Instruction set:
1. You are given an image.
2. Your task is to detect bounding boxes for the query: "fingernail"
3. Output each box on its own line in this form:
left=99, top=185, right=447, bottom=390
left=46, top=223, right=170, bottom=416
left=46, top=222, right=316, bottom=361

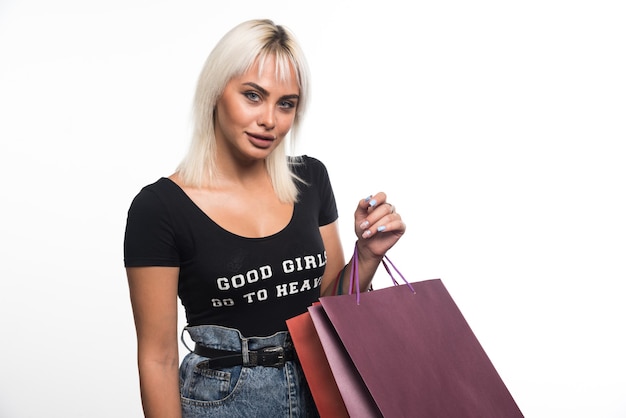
left=362, top=230, right=372, bottom=238
left=360, top=221, right=370, bottom=229
left=364, top=195, right=372, bottom=202
left=368, top=199, right=377, bottom=207
left=377, top=225, right=386, bottom=232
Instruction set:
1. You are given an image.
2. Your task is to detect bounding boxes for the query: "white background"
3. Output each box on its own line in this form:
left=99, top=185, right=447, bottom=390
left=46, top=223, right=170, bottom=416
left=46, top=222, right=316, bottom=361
left=1, top=1, right=625, bottom=417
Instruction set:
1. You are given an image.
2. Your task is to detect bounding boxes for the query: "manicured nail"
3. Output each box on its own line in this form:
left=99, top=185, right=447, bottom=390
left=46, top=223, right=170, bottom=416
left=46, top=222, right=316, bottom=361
left=377, top=225, right=386, bottom=232
left=368, top=199, right=377, bottom=207
left=364, top=195, right=372, bottom=202
left=362, top=230, right=372, bottom=238
left=359, top=221, right=370, bottom=229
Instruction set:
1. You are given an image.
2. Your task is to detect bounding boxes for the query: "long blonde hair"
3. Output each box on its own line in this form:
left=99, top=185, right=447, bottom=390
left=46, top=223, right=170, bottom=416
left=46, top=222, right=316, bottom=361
left=176, top=19, right=310, bottom=203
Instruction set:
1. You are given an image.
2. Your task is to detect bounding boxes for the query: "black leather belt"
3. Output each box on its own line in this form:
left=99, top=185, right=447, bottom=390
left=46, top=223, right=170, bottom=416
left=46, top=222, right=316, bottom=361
left=194, top=344, right=295, bottom=368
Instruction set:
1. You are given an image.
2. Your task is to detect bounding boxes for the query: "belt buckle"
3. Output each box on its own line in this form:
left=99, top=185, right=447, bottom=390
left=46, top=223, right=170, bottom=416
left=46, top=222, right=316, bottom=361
left=255, top=346, right=285, bottom=367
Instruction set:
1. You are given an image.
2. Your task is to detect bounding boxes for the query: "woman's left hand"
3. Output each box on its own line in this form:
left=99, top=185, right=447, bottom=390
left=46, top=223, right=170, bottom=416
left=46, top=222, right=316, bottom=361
left=354, top=192, right=406, bottom=259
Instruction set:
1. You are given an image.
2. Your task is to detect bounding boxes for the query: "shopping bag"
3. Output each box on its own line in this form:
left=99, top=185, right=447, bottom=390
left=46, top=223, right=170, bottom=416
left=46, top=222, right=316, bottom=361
left=286, top=305, right=349, bottom=417
left=308, top=303, right=383, bottom=417
left=317, top=247, right=524, bottom=418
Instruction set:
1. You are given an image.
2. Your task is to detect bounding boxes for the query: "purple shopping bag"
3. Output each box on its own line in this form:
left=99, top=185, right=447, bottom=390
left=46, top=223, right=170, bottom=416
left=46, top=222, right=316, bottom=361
left=308, top=303, right=382, bottom=417
left=318, top=249, right=524, bottom=418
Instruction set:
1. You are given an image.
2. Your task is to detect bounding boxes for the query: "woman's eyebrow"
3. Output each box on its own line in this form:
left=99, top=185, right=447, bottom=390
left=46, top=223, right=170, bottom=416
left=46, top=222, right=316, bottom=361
left=242, top=82, right=299, bottom=101
left=243, top=82, right=269, bottom=96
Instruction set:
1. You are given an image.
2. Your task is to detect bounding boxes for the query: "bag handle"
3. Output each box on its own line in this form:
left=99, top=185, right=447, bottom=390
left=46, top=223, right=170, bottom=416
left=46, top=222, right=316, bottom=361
left=349, top=243, right=415, bottom=304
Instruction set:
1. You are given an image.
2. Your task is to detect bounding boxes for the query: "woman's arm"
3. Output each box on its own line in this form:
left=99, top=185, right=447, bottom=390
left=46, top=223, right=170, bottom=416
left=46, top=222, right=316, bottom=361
left=127, top=266, right=182, bottom=418
left=320, top=192, right=406, bottom=296
left=319, top=221, right=346, bottom=296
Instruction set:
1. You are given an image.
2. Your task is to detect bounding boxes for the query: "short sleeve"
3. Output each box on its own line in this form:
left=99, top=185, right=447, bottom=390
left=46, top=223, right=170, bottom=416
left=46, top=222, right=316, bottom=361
left=123, top=185, right=180, bottom=267
left=308, top=157, right=339, bottom=226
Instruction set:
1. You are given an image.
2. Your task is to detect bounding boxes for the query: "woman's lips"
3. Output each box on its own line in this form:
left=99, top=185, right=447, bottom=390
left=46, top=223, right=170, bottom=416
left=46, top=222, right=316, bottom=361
left=247, top=132, right=276, bottom=148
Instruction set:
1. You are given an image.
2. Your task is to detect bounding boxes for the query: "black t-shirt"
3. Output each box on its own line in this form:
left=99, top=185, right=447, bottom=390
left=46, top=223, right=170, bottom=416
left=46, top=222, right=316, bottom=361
left=124, top=156, right=338, bottom=336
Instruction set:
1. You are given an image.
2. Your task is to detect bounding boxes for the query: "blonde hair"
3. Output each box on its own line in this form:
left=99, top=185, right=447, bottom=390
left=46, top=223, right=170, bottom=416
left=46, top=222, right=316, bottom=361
left=176, top=19, right=310, bottom=203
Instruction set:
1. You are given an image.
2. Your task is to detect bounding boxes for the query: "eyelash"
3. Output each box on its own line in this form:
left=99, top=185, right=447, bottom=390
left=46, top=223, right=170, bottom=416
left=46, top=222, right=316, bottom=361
left=243, top=91, right=296, bottom=110
left=279, top=100, right=296, bottom=109
left=244, top=91, right=261, bottom=102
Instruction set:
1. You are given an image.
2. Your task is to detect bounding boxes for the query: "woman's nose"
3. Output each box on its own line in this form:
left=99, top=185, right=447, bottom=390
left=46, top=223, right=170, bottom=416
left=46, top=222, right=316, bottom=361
left=257, top=105, right=276, bottom=130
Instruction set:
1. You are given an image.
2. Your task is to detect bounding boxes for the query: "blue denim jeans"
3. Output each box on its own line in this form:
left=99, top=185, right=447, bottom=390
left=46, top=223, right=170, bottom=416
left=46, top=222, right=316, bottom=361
left=179, top=325, right=319, bottom=418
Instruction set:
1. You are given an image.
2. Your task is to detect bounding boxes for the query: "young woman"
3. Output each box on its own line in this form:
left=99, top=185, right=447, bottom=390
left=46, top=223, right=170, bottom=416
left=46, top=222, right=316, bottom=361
left=124, top=19, right=405, bottom=417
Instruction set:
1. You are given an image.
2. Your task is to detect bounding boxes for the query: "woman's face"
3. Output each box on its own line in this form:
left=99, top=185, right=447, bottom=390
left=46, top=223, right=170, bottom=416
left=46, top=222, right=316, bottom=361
left=214, top=55, right=300, bottom=163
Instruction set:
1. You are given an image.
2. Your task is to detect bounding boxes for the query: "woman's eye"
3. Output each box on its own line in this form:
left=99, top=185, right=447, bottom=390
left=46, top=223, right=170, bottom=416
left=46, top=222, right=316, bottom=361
left=279, top=100, right=296, bottom=109
left=244, top=91, right=260, bottom=102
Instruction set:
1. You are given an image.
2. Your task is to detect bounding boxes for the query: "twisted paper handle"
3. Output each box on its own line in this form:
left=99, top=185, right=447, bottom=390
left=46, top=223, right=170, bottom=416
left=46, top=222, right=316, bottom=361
left=349, top=243, right=415, bottom=304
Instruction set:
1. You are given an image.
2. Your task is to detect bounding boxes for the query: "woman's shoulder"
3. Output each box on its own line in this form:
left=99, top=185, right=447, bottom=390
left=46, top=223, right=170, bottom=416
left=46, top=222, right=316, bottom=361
left=128, top=177, right=181, bottom=210
left=290, top=155, right=329, bottom=175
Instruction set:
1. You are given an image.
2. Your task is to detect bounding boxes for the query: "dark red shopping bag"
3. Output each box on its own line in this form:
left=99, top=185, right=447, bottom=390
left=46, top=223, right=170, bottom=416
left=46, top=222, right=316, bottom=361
left=317, top=247, right=524, bottom=417
left=286, top=304, right=349, bottom=417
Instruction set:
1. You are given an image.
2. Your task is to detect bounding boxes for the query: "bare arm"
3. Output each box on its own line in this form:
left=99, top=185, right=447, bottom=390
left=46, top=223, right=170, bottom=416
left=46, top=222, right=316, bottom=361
left=319, top=221, right=346, bottom=296
left=127, top=266, right=182, bottom=418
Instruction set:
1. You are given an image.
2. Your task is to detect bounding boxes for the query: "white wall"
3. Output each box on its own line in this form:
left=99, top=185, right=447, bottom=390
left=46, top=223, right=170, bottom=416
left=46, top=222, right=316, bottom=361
left=1, top=1, right=625, bottom=417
